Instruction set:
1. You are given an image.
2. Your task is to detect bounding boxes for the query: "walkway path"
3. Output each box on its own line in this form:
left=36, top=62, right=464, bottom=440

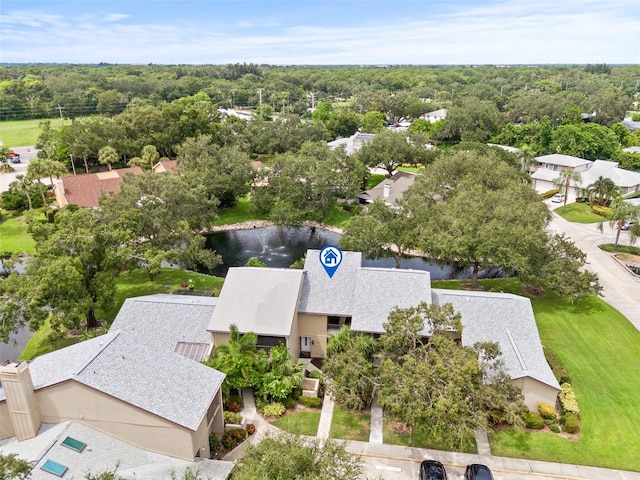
left=368, top=395, right=383, bottom=444
left=316, top=392, right=334, bottom=439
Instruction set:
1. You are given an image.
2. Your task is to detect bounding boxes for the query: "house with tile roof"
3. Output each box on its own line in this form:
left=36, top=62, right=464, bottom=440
left=531, top=154, right=640, bottom=202
left=0, top=330, right=226, bottom=462
left=53, top=167, right=143, bottom=208
left=152, top=159, right=178, bottom=174
left=209, top=250, right=560, bottom=410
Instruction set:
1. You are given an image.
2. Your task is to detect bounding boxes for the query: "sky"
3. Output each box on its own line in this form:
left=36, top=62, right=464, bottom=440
left=0, top=0, right=639, bottom=65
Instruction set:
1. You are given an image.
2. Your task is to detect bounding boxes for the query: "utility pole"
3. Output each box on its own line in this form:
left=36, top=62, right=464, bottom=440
left=56, top=104, right=65, bottom=125
left=69, top=154, right=76, bottom=176
left=231, top=90, right=235, bottom=108
left=257, top=88, right=263, bottom=106
left=310, top=92, right=316, bottom=109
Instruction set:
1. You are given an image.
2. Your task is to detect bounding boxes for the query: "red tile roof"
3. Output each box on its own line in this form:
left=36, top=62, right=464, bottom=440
left=55, top=168, right=143, bottom=208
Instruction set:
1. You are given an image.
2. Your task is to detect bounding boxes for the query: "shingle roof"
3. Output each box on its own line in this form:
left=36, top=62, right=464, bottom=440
left=110, top=294, right=215, bottom=352
left=209, top=267, right=304, bottom=336
left=431, top=289, right=560, bottom=390
left=152, top=159, right=177, bottom=173
left=351, top=268, right=432, bottom=334
left=582, top=160, right=640, bottom=188
left=356, top=171, right=416, bottom=205
left=535, top=154, right=590, bottom=169
left=299, top=250, right=363, bottom=316
left=55, top=167, right=143, bottom=208
left=0, top=421, right=235, bottom=480
left=1, top=331, right=225, bottom=430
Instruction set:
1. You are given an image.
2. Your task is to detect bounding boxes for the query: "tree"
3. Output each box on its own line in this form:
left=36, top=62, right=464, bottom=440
left=405, top=151, right=550, bottom=288
left=587, top=176, right=619, bottom=205
left=231, top=435, right=362, bottom=480
left=601, top=197, right=640, bottom=246
left=518, top=144, right=537, bottom=173
left=245, top=257, right=266, bottom=267
left=326, top=109, right=360, bottom=139
left=205, top=324, right=265, bottom=392
left=140, top=145, right=160, bottom=169
left=356, top=129, right=431, bottom=176
left=12, top=175, right=33, bottom=210
left=42, top=159, right=68, bottom=187
left=26, top=159, right=48, bottom=206
left=339, top=199, right=418, bottom=269
left=0, top=453, right=31, bottom=480
left=98, top=146, right=118, bottom=172
left=360, top=110, right=386, bottom=133
left=253, top=103, right=275, bottom=121
left=553, top=167, right=582, bottom=206
left=258, top=343, right=305, bottom=401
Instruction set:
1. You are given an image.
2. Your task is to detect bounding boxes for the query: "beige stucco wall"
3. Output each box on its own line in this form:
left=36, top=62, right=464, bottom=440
left=288, top=314, right=300, bottom=360
left=298, top=314, right=329, bottom=358
left=36, top=381, right=199, bottom=461
left=0, top=400, right=15, bottom=440
left=211, top=332, right=230, bottom=349
left=512, top=376, right=560, bottom=411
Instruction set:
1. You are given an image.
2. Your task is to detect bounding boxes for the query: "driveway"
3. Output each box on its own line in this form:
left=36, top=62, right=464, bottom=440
left=0, top=146, right=40, bottom=193
left=548, top=208, right=640, bottom=330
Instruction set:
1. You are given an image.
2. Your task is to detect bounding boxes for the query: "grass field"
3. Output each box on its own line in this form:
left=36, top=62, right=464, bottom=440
left=0, top=216, right=36, bottom=254
left=433, top=278, right=640, bottom=472
left=329, top=405, right=370, bottom=441
left=383, top=417, right=477, bottom=453
left=270, top=410, right=320, bottom=436
left=553, top=202, right=606, bottom=223
left=0, top=118, right=66, bottom=147
left=19, top=268, right=224, bottom=360
left=214, top=197, right=267, bottom=225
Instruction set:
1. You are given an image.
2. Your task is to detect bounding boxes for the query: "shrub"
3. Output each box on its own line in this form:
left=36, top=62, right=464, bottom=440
left=282, top=395, right=296, bottom=410
left=540, top=189, right=559, bottom=200
left=538, top=402, right=557, bottom=420
left=223, top=411, right=243, bottom=425
left=559, top=383, right=581, bottom=417
left=222, top=428, right=247, bottom=450
left=254, top=396, right=267, bottom=410
left=298, top=396, right=323, bottom=408
left=209, top=434, right=224, bottom=454
left=262, top=402, right=286, bottom=418
left=632, top=113, right=640, bottom=121
left=224, top=400, right=240, bottom=413
left=524, top=412, right=545, bottom=429
left=591, top=204, right=612, bottom=217
left=548, top=423, right=561, bottom=433
left=246, top=423, right=256, bottom=436
left=562, top=412, right=580, bottom=434
left=543, top=347, right=571, bottom=384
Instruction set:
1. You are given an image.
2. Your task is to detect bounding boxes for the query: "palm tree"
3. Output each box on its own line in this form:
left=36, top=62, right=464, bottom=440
left=603, top=197, right=640, bottom=246
left=141, top=145, right=160, bottom=169
left=553, top=168, right=582, bottom=207
left=98, top=146, right=118, bottom=171
left=13, top=175, right=33, bottom=210
left=587, top=176, right=619, bottom=206
left=26, top=159, right=48, bottom=206
left=43, top=159, right=68, bottom=187
left=518, top=144, right=537, bottom=174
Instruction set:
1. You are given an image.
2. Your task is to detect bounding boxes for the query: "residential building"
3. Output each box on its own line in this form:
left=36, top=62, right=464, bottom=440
left=152, top=159, right=177, bottom=174
left=328, top=131, right=376, bottom=155
left=421, top=108, right=447, bottom=123
left=356, top=171, right=416, bottom=207
left=53, top=167, right=143, bottom=208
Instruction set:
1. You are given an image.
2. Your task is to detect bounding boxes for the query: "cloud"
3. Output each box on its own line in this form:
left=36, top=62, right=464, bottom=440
left=103, top=13, right=130, bottom=22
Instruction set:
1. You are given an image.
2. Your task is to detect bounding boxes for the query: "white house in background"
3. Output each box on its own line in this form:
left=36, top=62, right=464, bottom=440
left=356, top=171, right=416, bottom=207
left=623, top=146, right=640, bottom=154
left=531, top=154, right=640, bottom=202
left=421, top=108, right=447, bottom=123
left=327, top=131, right=376, bottom=155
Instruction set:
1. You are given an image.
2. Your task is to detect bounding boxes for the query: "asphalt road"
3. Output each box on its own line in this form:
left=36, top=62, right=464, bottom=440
left=0, top=146, right=40, bottom=193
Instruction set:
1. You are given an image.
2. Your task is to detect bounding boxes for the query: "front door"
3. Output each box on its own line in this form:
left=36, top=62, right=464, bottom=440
left=300, top=337, right=312, bottom=357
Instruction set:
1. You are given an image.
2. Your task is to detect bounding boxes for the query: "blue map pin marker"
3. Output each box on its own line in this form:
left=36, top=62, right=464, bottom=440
left=319, top=245, right=343, bottom=278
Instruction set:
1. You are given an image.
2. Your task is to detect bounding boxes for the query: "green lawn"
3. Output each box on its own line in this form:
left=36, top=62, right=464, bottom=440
left=0, top=216, right=36, bottom=254
left=396, top=166, right=423, bottom=174
left=271, top=410, right=320, bottom=436
left=323, top=203, right=353, bottom=229
left=19, top=268, right=224, bottom=360
left=214, top=197, right=267, bottom=225
left=367, top=173, right=386, bottom=189
left=383, top=417, right=477, bottom=453
left=553, top=202, right=606, bottom=223
left=434, top=278, right=640, bottom=472
left=0, top=118, right=66, bottom=147
left=329, top=405, right=370, bottom=441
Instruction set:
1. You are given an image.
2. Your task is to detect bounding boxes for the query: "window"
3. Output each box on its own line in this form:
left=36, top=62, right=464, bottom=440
left=61, top=436, right=86, bottom=453
left=256, top=335, right=286, bottom=352
left=328, top=316, right=352, bottom=328
left=41, top=460, right=68, bottom=477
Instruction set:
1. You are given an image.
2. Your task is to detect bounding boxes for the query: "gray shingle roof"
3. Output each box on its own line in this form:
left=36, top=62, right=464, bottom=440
left=110, top=294, right=214, bottom=352
left=2, top=331, right=225, bottom=430
left=351, top=268, right=432, bottom=334
left=356, top=171, right=416, bottom=205
left=535, top=154, right=591, bottom=168
left=0, top=421, right=235, bottom=480
left=431, top=289, right=560, bottom=390
left=299, top=250, right=363, bottom=315
left=209, top=267, right=304, bottom=336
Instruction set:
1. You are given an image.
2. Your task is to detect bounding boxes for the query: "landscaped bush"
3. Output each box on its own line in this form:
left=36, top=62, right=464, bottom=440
left=283, top=395, right=296, bottom=410
left=590, top=204, right=612, bottom=217
left=632, top=113, right=640, bottom=121
left=559, top=383, right=581, bottom=417
left=538, top=402, right=557, bottom=420
left=224, top=411, right=243, bottom=425
left=548, top=422, right=561, bottom=433
left=539, top=189, right=559, bottom=200
left=224, top=395, right=243, bottom=413
left=209, top=434, right=225, bottom=457
left=222, top=428, right=247, bottom=450
left=262, top=402, right=286, bottom=418
left=524, top=412, right=545, bottom=429
left=299, top=396, right=323, bottom=408
left=543, top=347, right=571, bottom=384
left=246, top=423, right=256, bottom=436
left=562, top=412, right=580, bottom=434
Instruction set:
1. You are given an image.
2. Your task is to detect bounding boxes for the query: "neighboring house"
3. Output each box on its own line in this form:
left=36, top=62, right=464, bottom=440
left=0, top=421, right=234, bottom=480
left=421, top=108, right=447, bottom=123
left=53, top=167, right=143, bottom=208
left=208, top=250, right=560, bottom=410
left=623, top=146, right=640, bottom=154
left=356, top=171, right=416, bottom=207
left=621, top=117, right=640, bottom=132
left=152, top=159, right=177, bottom=174
left=531, top=154, right=640, bottom=201
left=0, top=329, right=226, bottom=462
left=328, top=132, right=376, bottom=155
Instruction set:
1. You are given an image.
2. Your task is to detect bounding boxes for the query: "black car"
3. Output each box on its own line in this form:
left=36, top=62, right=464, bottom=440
left=464, top=463, right=494, bottom=480
left=419, top=460, right=448, bottom=480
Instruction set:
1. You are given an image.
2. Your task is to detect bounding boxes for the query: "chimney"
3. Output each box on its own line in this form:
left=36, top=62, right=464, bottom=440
left=383, top=184, right=392, bottom=199
left=0, top=361, right=41, bottom=441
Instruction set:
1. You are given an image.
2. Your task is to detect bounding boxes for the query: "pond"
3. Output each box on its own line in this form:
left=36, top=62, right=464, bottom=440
left=205, top=226, right=503, bottom=280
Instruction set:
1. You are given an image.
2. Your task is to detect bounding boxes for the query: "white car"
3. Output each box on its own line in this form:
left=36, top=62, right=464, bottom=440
left=551, top=193, right=565, bottom=203
left=621, top=220, right=636, bottom=231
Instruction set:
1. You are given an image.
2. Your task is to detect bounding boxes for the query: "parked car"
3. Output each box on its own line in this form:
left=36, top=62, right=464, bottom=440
left=9, top=155, right=21, bottom=164
left=621, top=220, right=636, bottom=231
left=465, top=463, right=494, bottom=480
left=551, top=193, right=565, bottom=203
left=419, top=460, right=448, bottom=480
